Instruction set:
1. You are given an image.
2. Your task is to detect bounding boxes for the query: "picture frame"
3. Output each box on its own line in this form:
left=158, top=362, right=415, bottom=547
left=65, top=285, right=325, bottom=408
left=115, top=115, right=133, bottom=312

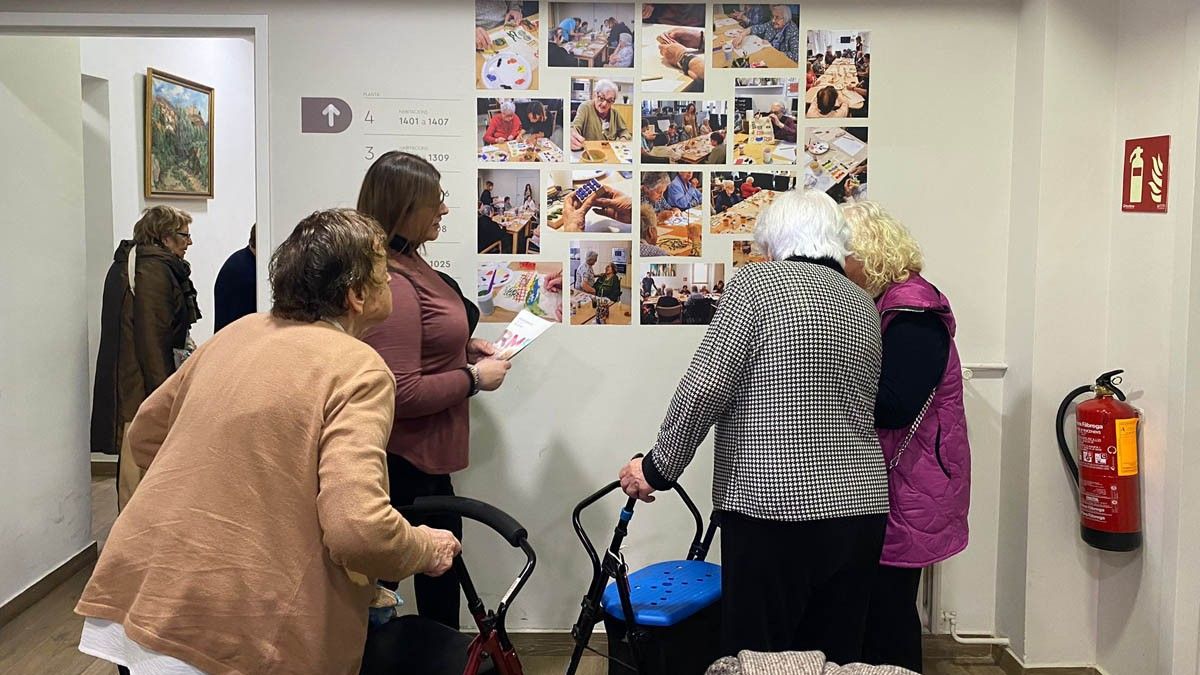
left=144, top=68, right=214, bottom=199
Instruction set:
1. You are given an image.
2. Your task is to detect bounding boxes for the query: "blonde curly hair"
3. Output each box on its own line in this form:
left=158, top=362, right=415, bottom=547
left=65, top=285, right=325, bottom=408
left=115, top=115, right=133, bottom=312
left=841, top=200, right=923, bottom=297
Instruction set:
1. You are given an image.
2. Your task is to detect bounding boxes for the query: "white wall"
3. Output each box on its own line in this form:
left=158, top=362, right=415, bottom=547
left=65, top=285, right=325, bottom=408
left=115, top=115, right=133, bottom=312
left=82, top=74, right=113, bottom=406
left=79, top=36, right=257, bottom=346
left=1099, top=1, right=1200, bottom=673
left=994, top=1, right=1200, bottom=672
left=0, top=36, right=93, bottom=607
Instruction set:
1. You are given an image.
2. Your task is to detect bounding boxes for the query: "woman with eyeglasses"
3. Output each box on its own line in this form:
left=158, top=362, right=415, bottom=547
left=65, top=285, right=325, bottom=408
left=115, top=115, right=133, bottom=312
left=355, top=151, right=513, bottom=630
left=91, top=205, right=201, bottom=510
left=570, top=78, right=631, bottom=151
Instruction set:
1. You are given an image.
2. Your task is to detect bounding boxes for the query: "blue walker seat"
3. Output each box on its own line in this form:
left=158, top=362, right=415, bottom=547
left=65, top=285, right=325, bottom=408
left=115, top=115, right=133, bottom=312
left=601, top=560, right=721, bottom=627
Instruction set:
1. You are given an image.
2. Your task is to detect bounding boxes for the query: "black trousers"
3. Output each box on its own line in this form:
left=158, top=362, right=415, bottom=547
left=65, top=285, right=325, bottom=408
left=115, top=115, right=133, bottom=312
left=386, top=454, right=463, bottom=630
left=862, top=564, right=924, bottom=673
left=719, top=511, right=887, bottom=666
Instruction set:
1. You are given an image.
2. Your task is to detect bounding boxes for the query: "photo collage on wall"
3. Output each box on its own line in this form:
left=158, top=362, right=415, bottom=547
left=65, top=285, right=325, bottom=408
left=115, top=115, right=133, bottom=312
left=473, top=2, right=872, bottom=326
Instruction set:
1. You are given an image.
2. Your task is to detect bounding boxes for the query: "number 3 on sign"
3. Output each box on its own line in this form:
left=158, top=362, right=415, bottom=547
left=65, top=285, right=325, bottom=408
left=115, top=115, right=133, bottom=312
left=364, top=146, right=375, bottom=160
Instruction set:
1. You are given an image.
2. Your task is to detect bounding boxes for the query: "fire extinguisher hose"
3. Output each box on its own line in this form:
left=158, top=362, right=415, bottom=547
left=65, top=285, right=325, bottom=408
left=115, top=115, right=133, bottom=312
left=1055, top=386, right=1092, bottom=487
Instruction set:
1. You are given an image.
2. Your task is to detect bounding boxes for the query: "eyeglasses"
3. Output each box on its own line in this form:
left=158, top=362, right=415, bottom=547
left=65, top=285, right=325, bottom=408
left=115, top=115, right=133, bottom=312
left=597, top=95, right=617, bottom=104
left=439, top=189, right=450, bottom=205
left=175, top=231, right=193, bottom=240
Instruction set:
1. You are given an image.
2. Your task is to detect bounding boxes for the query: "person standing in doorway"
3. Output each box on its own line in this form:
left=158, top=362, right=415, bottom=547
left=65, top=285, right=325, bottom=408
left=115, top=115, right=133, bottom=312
left=92, top=205, right=201, bottom=511
left=213, top=224, right=257, bottom=332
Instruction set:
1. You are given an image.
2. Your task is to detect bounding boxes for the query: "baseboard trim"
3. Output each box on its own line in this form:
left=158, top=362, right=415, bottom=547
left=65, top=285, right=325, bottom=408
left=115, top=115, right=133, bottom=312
left=995, top=646, right=1103, bottom=674
left=91, top=459, right=117, bottom=477
left=0, top=542, right=98, bottom=629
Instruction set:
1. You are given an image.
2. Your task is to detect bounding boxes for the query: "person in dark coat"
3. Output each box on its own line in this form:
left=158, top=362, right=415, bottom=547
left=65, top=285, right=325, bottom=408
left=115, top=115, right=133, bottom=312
left=213, top=224, right=257, bottom=332
left=91, top=205, right=201, bottom=510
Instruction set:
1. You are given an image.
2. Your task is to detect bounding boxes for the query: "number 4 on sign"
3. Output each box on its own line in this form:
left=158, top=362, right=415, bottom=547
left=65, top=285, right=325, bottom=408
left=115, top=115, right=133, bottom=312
left=365, top=110, right=374, bottom=124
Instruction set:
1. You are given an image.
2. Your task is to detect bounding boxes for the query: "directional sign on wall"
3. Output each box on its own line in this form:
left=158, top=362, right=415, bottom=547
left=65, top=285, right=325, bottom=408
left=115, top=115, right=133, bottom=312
left=301, top=97, right=353, bottom=133
left=1122, top=135, right=1170, bottom=213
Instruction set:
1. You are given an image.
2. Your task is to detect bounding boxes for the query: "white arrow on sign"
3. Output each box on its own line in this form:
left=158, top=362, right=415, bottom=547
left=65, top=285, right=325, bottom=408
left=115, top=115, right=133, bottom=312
left=322, top=104, right=341, bottom=128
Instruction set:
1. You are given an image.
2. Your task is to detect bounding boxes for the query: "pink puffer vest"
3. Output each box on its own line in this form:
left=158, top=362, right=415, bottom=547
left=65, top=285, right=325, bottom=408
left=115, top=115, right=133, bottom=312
left=876, top=274, right=970, bottom=567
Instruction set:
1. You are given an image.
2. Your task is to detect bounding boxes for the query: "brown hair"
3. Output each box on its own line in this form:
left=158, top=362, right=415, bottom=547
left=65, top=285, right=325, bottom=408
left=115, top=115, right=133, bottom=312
left=269, top=209, right=387, bottom=323
left=132, top=205, right=192, bottom=247
left=356, top=151, right=442, bottom=253
left=816, top=86, right=839, bottom=115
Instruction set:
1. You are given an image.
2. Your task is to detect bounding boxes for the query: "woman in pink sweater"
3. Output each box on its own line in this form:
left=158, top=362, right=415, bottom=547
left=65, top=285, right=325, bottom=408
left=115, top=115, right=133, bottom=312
left=357, top=151, right=515, bottom=629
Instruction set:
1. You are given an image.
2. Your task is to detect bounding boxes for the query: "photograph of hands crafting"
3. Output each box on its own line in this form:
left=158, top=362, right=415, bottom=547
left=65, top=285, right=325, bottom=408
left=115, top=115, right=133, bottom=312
left=6, top=2, right=1188, bottom=675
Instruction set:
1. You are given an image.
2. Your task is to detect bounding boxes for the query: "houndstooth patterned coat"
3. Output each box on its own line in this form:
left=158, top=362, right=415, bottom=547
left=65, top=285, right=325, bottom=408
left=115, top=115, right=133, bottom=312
left=642, top=258, right=889, bottom=522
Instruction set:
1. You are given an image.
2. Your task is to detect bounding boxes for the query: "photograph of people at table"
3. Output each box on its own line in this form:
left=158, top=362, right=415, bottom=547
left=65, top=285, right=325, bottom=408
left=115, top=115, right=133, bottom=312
left=712, top=4, right=800, bottom=69
left=640, top=262, right=726, bottom=325
left=546, top=169, right=633, bottom=233
left=733, top=78, right=800, bottom=165
left=569, top=76, right=634, bottom=164
left=802, top=126, right=868, bottom=203
left=478, top=168, right=540, bottom=254
left=475, top=1, right=540, bottom=90
left=710, top=170, right=796, bottom=234
left=805, top=30, right=870, bottom=118
left=477, top=261, right=564, bottom=324
left=477, top=97, right=565, bottom=163
left=569, top=240, right=633, bottom=325
left=547, top=2, right=636, bottom=68
left=732, top=239, right=768, bottom=273
left=641, top=100, right=728, bottom=165
left=640, top=171, right=704, bottom=257
left=640, top=3, right=706, bottom=93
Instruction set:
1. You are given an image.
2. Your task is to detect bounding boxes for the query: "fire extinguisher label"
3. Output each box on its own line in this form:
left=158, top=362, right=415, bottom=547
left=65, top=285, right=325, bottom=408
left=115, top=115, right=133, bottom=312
left=1078, top=422, right=1118, bottom=526
left=1116, top=417, right=1139, bottom=476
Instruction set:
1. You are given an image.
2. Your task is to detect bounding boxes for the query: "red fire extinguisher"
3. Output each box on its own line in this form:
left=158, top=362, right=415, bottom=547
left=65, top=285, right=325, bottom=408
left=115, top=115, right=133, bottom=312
left=1056, top=370, right=1142, bottom=552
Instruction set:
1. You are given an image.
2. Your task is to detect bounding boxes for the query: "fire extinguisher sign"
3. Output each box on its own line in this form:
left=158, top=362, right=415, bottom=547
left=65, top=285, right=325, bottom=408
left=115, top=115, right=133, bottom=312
left=1122, top=135, right=1170, bottom=213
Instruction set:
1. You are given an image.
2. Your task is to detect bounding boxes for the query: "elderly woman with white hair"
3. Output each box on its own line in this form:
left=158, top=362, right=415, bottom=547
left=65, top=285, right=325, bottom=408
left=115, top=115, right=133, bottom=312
left=570, top=79, right=632, bottom=150
left=483, top=99, right=523, bottom=144
left=607, top=30, right=635, bottom=67
left=733, top=4, right=800, bottom=64
left=766, top=100, right=797, bottom=143
left=619, top=189, right=889, bottom=663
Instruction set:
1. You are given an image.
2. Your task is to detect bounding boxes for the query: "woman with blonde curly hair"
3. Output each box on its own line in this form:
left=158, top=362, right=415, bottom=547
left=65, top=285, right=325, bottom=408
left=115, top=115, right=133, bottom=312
left=842, top=200, right=971, bottom=673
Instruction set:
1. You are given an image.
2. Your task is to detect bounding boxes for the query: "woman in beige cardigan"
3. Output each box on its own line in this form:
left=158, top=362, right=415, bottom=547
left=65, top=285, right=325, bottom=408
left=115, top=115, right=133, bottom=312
left=76, top=209, right=460, bottom=675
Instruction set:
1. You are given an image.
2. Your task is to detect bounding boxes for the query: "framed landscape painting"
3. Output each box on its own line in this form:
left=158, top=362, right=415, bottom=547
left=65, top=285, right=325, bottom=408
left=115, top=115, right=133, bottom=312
left=144, top=68, right=214, bottom=198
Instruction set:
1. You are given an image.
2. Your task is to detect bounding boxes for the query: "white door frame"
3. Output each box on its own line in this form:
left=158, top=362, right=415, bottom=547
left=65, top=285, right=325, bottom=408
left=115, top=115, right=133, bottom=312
left=0, top=12, right=272, bottom=309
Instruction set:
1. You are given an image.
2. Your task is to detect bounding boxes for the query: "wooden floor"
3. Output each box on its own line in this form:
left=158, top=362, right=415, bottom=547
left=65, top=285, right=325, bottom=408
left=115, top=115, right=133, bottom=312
left=0, top=477, right=1009, bottom=675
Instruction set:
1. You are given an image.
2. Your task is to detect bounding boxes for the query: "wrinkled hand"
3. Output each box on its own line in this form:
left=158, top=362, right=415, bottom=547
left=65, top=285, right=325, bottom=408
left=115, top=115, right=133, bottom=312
left=467, top=337, right=497, bottom=364
left=475, top=26, right=492, bottom=51
left=417, top=526, right=461, bottom=577
left=570, top=128, right=586, bottom=152
left=732, top=30, right=748, bottom=48
left=659, top=40, right=687, bottom=66
left=545, top=270, right=563, bottom=293
left=619, top=458, right=656, bottom=502
left=504, top=8, right=523, bottom=25
left=665, top=27, right=704, bottom=50
left=591, top=186, right=633, bottom=223
left=558, top=190, right=601, bottom=232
